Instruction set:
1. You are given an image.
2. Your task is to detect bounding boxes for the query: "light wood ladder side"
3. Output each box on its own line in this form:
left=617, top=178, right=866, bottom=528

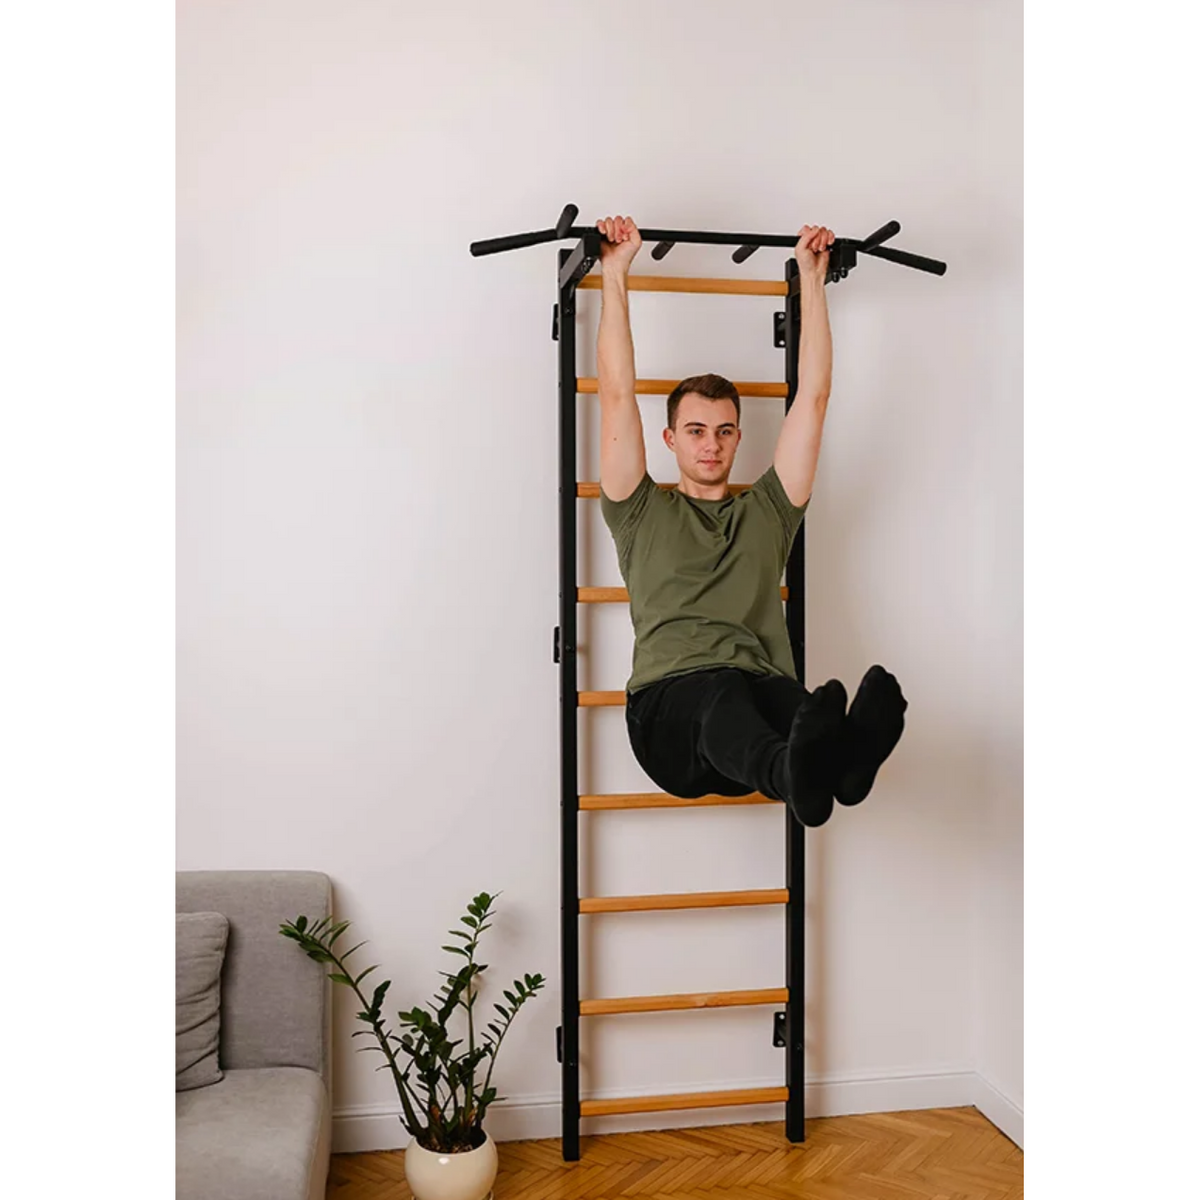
left=580, top=1087, right=790, bottom=1118
left=579, top=888, right=788, bottom=914
left=578, top=377, right=787, bottom=397
left=581, top=987, right=787, bottom=1016
left=579, top=585, right=789, bottom=603
left=576, top=481, right=754, bottom=498
left=577, top=274, right=788, bottom=297
left=580, top=791, right=774, bottom=809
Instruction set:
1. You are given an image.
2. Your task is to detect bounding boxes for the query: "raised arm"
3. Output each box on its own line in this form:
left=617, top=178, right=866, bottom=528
left=774, top=224, right=835, bottom=509
left=597, top=216, right=647, bottom=503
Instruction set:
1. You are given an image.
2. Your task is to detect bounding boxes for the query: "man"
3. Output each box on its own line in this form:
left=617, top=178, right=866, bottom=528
left=595, top=214, right=907, bottom=828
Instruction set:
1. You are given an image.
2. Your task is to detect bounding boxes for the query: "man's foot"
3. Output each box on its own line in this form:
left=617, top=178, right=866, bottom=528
left=833, top=665, right=907, bottom=806
left=786, top=679, right=847, bottom=828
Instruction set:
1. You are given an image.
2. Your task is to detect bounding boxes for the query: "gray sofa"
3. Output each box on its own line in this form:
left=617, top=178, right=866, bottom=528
left=177, top=871, right=333, bottom=1200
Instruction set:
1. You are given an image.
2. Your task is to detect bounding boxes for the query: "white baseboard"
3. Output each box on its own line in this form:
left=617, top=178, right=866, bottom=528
left=332, top=1065, right=1019, bottom=1154
left=970, top=1069, right=1023, bottom=1149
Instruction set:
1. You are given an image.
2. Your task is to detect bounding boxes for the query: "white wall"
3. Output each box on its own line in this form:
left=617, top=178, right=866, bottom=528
left=177, top=0, right=1022, bottom=1150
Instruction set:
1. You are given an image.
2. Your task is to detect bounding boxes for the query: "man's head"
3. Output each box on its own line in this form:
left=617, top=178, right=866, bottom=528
left=663, top=373, right=743, bottom=490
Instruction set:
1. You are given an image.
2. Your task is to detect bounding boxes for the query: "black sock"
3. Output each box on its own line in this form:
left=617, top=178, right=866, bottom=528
left=834, top=665, right=907, bottom=807
left=785, top=680, right=846, bottom=828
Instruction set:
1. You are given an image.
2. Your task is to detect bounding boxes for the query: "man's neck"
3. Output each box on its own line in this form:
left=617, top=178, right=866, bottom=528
left=676, top=477, right=729, bottom=501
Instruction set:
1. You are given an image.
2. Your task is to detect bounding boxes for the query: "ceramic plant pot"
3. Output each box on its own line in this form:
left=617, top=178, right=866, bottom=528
left=403, top=1130, right=498, bottom=1200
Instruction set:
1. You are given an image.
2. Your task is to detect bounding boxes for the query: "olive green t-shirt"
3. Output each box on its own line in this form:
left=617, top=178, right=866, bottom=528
left=600, top=464, right=810, bottom=696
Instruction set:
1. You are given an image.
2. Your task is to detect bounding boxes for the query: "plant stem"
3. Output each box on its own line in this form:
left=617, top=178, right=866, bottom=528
left=322, top=942, right=425, bottom=1141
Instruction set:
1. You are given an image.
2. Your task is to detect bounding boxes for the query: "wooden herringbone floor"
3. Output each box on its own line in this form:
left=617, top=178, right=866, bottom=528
left=327, top=1106, right=1022, bottom=1199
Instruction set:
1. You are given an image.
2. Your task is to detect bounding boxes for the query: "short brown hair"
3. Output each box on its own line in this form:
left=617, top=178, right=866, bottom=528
left=666, top=373, right=741, bottom=431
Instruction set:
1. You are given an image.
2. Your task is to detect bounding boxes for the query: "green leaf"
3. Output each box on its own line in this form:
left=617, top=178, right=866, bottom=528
left=441, top=945, right=469, bottom=957
left=329, top=973, right=354, bottom=986
left=354, top=965, right=379, bottom=985
left=296, top=915, right=308, bottom=932
left=461, top=916, right=478, bottom=928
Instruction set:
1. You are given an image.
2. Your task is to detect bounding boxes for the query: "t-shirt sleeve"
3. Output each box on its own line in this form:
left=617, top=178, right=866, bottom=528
left=599, top=470, right=656, bottom=572
left=752, top=462, right=810, bottom=552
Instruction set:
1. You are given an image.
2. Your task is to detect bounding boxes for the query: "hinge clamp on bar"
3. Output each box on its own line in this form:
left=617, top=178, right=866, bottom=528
left=556, top=1025, right=563, bottom=1063
left=553, top=625, right=561, bottom=664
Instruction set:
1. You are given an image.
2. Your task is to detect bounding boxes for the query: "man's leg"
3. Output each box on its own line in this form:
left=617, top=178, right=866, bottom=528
left=690, top=668, right=792, bottom=802
left=628, top=668, right=845, bottom=822
left=687, top=668, right=847, bottom=827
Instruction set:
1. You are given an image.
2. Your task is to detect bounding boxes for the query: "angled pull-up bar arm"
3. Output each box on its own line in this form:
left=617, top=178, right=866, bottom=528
left=469, top=203, right=947, bottom=283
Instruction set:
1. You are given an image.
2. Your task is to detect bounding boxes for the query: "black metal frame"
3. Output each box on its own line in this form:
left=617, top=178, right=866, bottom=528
left=780, top=257, right=808, bottom=1142
left=555, top=242, right=583, bottom=1161
left=471, top=202, right=947, bottom=282
left=475, top=205, right=945, bottom=1163
left=550, top=248, right=815, bottom=1163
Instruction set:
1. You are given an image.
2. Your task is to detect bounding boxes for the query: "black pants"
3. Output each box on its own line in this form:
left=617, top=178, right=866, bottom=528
left=625, top=666, right=812, bottom=802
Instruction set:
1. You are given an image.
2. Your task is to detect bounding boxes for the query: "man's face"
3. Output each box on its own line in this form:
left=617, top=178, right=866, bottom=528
left=664, top=393, right=742, bottom=484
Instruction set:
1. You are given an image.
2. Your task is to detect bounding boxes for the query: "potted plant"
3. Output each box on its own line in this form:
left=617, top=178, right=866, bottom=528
left=280, top=891, right=545, bottom=1200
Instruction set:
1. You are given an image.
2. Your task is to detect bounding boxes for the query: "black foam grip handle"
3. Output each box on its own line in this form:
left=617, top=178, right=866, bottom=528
left=865, top=244, right=947, bottom=275
left=469, top=228, right=557, bottom=257
left=856, top=220, right=901, bottom=252
left=555, top=205, right=579, bottom=238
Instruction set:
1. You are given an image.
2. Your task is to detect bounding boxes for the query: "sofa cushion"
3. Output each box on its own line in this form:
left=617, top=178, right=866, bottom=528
left=176, top=911, right=229, bottom=1091
left=176, top=1067, right=329, bottom=1200
left=176, top=871, right=331, bottom=1083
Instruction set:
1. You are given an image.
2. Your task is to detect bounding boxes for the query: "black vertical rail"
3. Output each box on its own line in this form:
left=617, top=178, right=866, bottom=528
left=557, top=246, right=583, bottom=1162
left=781, top=256, right=807, bottom=1142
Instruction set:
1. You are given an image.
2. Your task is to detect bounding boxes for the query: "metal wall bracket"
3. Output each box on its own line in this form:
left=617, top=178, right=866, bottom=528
left=553, top=625, right=561, bottom=663
left=552, top=302, right=559, bottom=342
left=556, top=1025, right=563, bottom=1063
left=773, top=311, right=787, bottom=349
left=774, top=1010, right=788, bottom=1048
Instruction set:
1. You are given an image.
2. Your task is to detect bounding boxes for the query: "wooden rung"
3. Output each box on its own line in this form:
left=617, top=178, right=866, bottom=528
left=577, top=274, right=788, bottom=297
left=579, top=585, right=789, bottom=603
left=579, top=888, right=788, bottom=914
left=580, top=791, right=774, bottom=810
left=579, top=691, right=626, bottom=707
left=577, top=481, right=752, bottom=498
left=581, top=987, right=787, bottom=1016
left=578, top=377, right=787, bottom=398
left=581, top=1086, right=789, bottom=1118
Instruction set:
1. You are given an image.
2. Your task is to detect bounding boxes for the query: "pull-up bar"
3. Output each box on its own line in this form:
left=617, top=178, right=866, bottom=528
left=470, top=203, right=947, bottom=284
